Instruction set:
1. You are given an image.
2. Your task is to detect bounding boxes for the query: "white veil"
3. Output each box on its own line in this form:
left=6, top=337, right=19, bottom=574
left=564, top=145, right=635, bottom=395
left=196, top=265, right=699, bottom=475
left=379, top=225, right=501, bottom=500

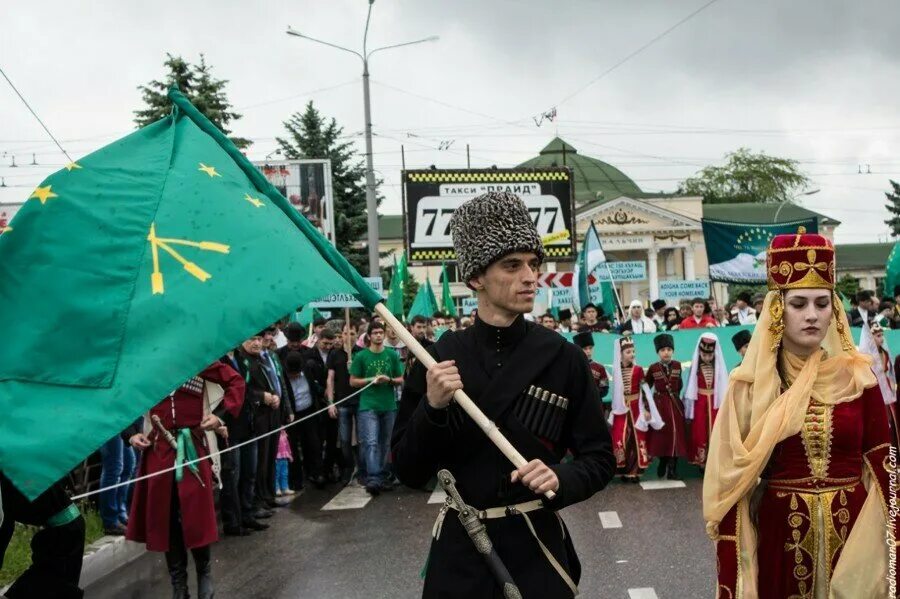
left=684, top=332, right=728, bottom=419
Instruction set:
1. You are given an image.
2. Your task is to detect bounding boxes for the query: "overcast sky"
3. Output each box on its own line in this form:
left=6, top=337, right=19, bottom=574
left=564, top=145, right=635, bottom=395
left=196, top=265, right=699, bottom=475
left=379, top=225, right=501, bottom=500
left=3, top=0, right=899, bottom=243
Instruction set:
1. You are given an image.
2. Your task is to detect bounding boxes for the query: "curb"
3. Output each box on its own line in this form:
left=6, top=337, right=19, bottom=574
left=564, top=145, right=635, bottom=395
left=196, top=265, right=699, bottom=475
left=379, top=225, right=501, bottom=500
left=80, top=535, right=146, bottom=588
left=1, top=489, right=310, bottom=594
left=0, top=534, right=145, bottom=596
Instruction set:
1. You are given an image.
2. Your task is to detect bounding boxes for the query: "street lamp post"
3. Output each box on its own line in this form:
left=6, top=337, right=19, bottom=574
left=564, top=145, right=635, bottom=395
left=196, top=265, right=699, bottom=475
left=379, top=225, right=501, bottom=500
left=287, top=3, right=438, bottom=277
left=772, top=188, right=821, bottom=224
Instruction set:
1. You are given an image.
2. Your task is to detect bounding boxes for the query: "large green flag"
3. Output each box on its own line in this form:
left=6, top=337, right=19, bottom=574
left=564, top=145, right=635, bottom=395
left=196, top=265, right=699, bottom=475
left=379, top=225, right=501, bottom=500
left=885, top=242, right=900, bottom=300
left=440, top=262, right=457, bottom=317
left=408, top=277, right=439, bottom=320
left=0, top=89, right=381, bottom=499
left=386, top=255, right=404, bottom=318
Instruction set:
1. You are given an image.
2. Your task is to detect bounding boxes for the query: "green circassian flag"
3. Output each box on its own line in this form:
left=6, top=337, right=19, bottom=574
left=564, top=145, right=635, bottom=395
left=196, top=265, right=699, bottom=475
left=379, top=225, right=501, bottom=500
left=440, top=262, right=457, bottom=318
left=386, top=254, right=404, bottom=318
left=0, top=89, right=382, bottom=499
left=885, top=242, right=900, bottom=300
left=407, top=276, right=438, bottom=320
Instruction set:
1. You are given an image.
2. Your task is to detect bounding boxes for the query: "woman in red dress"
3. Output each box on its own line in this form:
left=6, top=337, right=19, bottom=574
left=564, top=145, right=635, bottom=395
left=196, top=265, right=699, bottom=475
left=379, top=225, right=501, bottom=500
left=127, top=361, right=244, bottom=599
left=704, top=228, right=898, bottom=598
left=610, top=337, right=663, bottom=482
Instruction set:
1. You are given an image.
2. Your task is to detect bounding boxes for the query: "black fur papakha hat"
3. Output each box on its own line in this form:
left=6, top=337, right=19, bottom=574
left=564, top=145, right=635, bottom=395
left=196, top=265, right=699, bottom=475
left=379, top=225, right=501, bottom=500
left=572, top=331, right=594, bottom=349
left=450, top=192, right=545, bottom=283
left=654, top=333, right=674, bottom=352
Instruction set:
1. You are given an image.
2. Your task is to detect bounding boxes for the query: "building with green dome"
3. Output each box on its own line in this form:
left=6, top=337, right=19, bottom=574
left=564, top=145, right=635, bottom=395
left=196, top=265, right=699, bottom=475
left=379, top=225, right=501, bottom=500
left=516, top=137, right=647, bottom=206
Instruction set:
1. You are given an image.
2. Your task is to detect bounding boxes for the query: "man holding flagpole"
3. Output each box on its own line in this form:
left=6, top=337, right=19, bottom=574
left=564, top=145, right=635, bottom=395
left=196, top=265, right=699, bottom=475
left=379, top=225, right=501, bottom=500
left=575, top=221, right=622, bottom=327
left=392, top=191, right=615, bottom=598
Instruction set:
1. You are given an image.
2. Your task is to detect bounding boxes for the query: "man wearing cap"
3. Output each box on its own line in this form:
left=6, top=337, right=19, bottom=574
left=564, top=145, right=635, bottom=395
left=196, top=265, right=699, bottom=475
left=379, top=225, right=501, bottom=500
left=572, top=331, right=610, bottom=406
left=650, top=299, right=667, bottom=328
left=392, top=192, right=615, bottom=598
left=618, top=299, right=657, bottom=335
left=557, top=309, right=573, bottom=333
left=577, top=303, right=609, bottom=333
left=730, top=329, right=752, bottom=364
left=728, top=292, right=757, bottom=325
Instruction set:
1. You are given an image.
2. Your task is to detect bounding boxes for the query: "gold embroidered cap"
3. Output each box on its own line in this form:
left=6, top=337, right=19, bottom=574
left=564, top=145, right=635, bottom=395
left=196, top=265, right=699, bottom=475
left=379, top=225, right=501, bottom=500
left=766, top=226, right=835, bottom=291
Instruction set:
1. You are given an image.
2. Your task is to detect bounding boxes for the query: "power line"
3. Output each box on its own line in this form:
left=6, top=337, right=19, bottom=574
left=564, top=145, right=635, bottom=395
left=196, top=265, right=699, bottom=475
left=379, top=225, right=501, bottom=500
left=0, top=65, right=72, bottom=162
left=553, top=0, right=721, bottom=108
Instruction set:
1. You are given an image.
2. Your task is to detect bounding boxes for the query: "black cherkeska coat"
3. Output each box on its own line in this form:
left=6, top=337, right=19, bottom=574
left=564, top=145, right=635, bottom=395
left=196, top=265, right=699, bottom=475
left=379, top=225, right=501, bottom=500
left=392, top=316, right=615, bottom=599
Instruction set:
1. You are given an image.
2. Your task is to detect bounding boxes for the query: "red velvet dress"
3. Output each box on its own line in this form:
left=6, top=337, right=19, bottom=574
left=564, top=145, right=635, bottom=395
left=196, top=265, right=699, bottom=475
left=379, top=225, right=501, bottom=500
left=127, top=362, right=244, bottom=551
left=714, top=385, right=898, bottom=598
left=611, top=365, right=650, bottom=472
left=689, top=363, right=718, bottom=466
left=645, top=361, right=687, bottom=458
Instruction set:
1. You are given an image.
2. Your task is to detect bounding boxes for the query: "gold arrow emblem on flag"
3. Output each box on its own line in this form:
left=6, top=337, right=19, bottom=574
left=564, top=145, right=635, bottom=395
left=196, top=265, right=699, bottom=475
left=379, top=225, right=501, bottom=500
left=147, top=223, right=230, bottom=295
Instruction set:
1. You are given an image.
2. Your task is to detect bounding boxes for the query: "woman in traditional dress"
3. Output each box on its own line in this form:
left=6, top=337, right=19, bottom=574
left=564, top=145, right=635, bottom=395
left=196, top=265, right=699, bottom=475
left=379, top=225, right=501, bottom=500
left=610, top=337, right=663, bottom=482
left=704, top=227, right=898, bottom=598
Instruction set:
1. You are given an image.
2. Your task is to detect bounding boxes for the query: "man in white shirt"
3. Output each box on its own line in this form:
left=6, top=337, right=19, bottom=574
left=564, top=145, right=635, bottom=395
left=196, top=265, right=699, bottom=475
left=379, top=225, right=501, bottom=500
left=618, top=299, right=657, bottom=334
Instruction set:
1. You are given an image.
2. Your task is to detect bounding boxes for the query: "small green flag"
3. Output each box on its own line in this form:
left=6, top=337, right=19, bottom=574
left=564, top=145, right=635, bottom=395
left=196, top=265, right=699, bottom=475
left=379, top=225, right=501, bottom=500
left=408, top=276, right=439, bottom=320
left=885, top=242, right=900, bottom=301
left=386, top=254, right=404, bottom=318
left=0, top=88, right=382, bottom=499
left=440, top=262, right=457, bottom=318
left=397, top=251, right=409, bottom=291
left=296, top=305, right=325, bottom=328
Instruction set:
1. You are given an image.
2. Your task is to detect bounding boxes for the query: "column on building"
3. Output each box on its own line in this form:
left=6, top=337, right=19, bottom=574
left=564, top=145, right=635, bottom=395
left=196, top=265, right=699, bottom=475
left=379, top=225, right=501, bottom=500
left=684, top=245, right=696, bottom=280
left=647, top=246, right=659, bottom=301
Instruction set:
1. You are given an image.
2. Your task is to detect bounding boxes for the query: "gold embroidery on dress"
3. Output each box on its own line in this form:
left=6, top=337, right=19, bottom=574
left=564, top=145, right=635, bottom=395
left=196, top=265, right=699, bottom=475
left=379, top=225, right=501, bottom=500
left=621, top=366, right=633, bottom=395
left=700, top=363, right=714, bottom=388
left=782, top=491, right=816, bottom=598
left=800, top=400, right=832, bottom=479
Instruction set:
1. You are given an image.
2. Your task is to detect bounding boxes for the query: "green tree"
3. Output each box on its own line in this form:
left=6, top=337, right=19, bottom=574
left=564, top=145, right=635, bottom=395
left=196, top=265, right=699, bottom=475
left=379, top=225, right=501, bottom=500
left=884, top=180, right=900, bottom=237
left=835, top=274, right=860, bottom=301
left=135, top=54, right=250, bottom=149
left=679, top=148, right=811, bottom=204
left=276, top=102, right=377, bottom=274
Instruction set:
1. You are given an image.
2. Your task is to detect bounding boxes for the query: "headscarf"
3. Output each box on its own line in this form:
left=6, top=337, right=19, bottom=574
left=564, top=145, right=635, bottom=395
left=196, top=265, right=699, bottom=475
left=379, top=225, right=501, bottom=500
left=858, top=321, right=896, bottom=406
left=702, top=290, right=878, bottom=598
left=683, top=332, right=729, bottom=418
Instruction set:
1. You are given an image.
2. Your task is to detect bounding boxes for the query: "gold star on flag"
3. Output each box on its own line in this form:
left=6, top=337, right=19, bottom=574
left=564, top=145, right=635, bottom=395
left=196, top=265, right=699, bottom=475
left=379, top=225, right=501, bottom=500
left=198, top=163, right=221, bottom=178
left=0, top=225, right=11, bottom=235
left=64, top=162, right=82, bottom=172
left=30, top=185, right=58, bottom=205
left=244, top=193, right=264, bottom=208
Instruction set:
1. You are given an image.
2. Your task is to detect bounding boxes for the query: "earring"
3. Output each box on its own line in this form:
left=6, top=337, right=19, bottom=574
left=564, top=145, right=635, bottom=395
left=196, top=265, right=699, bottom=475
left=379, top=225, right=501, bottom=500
left=832, top=291, right=854, bottom=352
left=768, top=292, right=784, bottom=352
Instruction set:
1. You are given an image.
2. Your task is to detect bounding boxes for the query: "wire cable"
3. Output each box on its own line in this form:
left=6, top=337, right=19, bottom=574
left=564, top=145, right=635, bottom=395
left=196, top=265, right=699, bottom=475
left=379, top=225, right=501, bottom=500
left=0, top=65, right=72, bottom=162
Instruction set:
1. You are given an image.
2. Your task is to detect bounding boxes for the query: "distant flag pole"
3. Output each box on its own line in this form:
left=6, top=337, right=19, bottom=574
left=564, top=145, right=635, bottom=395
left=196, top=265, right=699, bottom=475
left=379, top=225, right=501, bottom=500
left=576, top=221, right=624, bottom=323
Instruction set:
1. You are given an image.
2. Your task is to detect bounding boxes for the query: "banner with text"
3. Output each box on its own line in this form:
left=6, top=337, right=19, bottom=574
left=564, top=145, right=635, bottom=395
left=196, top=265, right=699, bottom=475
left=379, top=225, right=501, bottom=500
left=594, top=260, right=647, bottom=282
left=308, top=277, right=384, bottom=308
left=659, top=279, right=711, bottom=301
left=402, top=168, right=576, bottom=264
left=702, top=218, right=818, bottom=283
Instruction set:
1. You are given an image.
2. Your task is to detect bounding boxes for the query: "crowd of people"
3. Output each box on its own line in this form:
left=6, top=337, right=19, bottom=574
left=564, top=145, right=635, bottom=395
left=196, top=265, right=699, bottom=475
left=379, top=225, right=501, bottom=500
left=93, top=287, right=900, bottom=595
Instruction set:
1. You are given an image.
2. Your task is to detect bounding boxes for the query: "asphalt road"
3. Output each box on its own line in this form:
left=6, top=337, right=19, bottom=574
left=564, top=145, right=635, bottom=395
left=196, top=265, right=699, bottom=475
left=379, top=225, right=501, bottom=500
left=84, top=463, right=714, bottom=599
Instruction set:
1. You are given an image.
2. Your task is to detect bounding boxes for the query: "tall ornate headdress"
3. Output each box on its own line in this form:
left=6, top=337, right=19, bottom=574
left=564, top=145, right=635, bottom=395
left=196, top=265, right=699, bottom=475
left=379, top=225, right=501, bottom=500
left=765, top=226, right=850, bottom=351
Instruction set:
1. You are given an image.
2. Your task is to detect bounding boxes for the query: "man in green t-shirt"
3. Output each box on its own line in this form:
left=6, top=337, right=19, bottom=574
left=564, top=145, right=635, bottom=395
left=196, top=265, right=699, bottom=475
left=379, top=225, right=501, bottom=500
left=349, top=321, right=404, bottom=495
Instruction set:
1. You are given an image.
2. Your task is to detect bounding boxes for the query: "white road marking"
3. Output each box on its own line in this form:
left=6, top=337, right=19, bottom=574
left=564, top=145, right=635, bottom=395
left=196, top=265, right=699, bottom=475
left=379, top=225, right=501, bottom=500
left=616, top=560, right=629, bottom=564
left=321, top=483, right=372, bottom=510
left=428, top=487, right=447, bottom=504
left=639, top=480, right=686, bottom=490
left=628, top=588, right=659, bottom=599
left=598, top=511, right=622, bottom=528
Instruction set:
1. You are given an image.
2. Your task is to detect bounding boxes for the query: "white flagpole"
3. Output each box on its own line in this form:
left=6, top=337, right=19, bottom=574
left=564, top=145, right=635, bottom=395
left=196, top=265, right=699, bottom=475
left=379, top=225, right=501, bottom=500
left=374, top=302, right=556, bottom=500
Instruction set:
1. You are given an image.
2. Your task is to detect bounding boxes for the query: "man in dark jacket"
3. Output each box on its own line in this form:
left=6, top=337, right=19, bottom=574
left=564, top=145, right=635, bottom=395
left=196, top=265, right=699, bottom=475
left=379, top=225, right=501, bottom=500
left=848, top=289, right=876, bottom=327
left=219, top=334, right=269, bottom=535
left=392, top=192, right=615, bottom=599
